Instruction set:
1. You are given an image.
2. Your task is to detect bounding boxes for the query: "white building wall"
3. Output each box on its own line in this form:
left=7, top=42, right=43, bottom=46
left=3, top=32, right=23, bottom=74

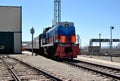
left=0, top=6, right=21, bottom=31
left=14, top=33, right=21, bottom=53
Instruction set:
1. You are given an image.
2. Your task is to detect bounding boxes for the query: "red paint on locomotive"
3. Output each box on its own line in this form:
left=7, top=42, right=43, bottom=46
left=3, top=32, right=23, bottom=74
left=55, top=44, right=80, bottom=59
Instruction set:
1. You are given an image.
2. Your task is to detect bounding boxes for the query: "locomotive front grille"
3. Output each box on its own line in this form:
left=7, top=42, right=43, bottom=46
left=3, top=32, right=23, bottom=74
left=64, top=47, right=73, bottom=54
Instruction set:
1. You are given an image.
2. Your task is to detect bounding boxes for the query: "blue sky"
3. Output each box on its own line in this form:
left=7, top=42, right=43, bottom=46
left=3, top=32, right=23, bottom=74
left=0, top=0, right=120, bottom=47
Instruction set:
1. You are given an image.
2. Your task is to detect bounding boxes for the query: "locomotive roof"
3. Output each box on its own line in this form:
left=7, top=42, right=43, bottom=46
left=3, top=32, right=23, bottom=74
left=44, top=22, right=74, bottom=33
left=57, top=22, right=74, bottom=26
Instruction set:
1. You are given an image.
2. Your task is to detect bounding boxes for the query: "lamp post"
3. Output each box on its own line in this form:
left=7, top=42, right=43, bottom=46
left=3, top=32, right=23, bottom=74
left=99, top=33, right=101, bottom=50
left=110, top=26, right=114, bottom=62
left=30, top=27, right=35, bottom=56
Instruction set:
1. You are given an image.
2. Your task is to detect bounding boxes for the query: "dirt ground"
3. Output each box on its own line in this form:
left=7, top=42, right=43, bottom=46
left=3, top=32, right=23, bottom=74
left=80, top=55, right=120, bottom=63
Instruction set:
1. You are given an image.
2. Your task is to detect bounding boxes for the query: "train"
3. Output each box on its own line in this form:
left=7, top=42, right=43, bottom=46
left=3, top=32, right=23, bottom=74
left=24, top=22, right=81, bottom=59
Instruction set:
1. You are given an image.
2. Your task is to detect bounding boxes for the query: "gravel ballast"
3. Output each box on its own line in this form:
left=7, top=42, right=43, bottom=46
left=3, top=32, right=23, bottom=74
left=79, top=55, right=120, bottom=63
left=9, top=53, right=112, bottom=81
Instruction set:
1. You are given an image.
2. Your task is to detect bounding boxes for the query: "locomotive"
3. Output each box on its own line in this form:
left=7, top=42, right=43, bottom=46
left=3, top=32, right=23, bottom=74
left=25, top=22, right=80, bottom=59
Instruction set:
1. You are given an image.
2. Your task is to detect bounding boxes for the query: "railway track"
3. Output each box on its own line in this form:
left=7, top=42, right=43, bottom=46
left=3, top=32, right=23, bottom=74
left=63, top=59, right=120, bottom=81
left=0, top=56, right=63, bottom=81
left=0, top=57, right=14, bottom=81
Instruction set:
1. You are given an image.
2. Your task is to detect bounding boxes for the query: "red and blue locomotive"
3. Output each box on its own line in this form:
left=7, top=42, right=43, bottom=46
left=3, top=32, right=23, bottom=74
left=25, top=22, right=80, bottom=59
left=39, top=22, right=80, bottom=59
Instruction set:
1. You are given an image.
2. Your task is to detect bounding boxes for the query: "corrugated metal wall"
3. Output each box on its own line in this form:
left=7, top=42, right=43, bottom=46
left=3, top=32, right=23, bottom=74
left=0, top=6, right=22, bottom=54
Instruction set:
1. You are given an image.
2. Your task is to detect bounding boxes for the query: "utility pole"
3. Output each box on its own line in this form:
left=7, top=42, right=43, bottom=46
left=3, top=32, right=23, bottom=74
left=110, top=26, right=114, bottom=50
left=99, top=33, right=101, bottom=52
left=99, top=33, right=101, bottom=48
left=54, top=0, right=61, bottom=25
left=110, top=26, right=114, bottom=62
left=30, top=27, right=35, bottom=56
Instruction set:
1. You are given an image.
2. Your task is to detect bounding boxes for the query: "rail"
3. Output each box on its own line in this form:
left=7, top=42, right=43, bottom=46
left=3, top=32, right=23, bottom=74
left=63, top=59, right=120, bottom=80
left=9, top=56, right=63, bottom=81
left=1, top=57, right=21, bottom=81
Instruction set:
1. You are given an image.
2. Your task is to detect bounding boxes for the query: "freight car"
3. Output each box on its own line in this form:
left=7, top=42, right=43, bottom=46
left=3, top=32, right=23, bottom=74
left=25, top=22, right=80, bottom=59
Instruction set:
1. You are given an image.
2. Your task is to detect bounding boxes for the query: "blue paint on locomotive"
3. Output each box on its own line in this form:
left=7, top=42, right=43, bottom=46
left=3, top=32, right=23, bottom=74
left=57, top=25, right=75, bottom=36
left=45, top=25, right=75, bottom=40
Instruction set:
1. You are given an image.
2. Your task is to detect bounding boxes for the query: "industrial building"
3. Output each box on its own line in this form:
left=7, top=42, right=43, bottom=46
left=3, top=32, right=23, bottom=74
left=0, top=6, right=22, bottom=54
